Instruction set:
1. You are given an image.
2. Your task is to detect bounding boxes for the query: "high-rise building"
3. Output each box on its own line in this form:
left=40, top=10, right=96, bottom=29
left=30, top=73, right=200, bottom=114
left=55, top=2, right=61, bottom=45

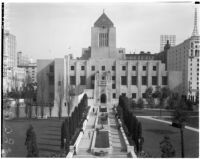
left=167, top=8, right=199, bottom=102
left=37, top=12, right=181, bottom=117
left=17, top=51, right=30, bottom=66
left=4, top=31, right=17, bottom=68
left=160, top=35, right=176, bottom=51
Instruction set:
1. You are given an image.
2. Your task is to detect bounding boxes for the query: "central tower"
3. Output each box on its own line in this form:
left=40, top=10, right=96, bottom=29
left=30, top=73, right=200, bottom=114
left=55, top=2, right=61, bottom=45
left=91, top=12, right=118, bottom=59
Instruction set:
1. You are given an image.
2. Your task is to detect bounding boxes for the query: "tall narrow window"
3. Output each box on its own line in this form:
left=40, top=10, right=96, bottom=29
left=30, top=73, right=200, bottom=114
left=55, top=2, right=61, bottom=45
left=121, top=76, right=127, bottom=85
left=99, top=33, right=109, bottom=47
left=70, top=76, right=76, bottom=85
left=80, top=76, right=86, bottom=85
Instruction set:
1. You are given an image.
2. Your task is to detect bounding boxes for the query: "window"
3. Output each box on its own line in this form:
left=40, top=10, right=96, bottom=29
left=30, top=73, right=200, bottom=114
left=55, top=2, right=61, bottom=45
left=102, top=66, right=105, bottom=71
left=152, top=76, right=157, bottom=85
left=142, top=76, right=147, bottom=85
left=71, top=66, right=74, bottom=70
left=80, top=76, right=86, bottom=85
left=81, top=66, right=85, bottom=70
left=49, top=65, right=54, bottom=72
left=132, top=66, right=136, bottom=71
left=112, top=76, right=116, bottom=80
left=49, top=76, right=54, bottom=85
left=99, top=33, right=109, bottom=47
left=113, top=93, right=116, bottom=99
left=112, top=84, right=116, bottom=89
left=131, top=76, right=137, bottom=85
left=70, top=76, right=76, bottom=85
left=122, top=66, right=126, bottom=71
left=143, top=66, right=146, bottom=71
left=195, top=50, right=199, bottom=56
left=91, top=76, right=95, bottom=81
left=162, top=76, right=168, bottom=85
left=132, top=93, right=136, bottom=98
left=153, top=66, right=156, bottom=71
left=121, top=76, right=127, bottom=85
left=102, top=76, right=105, bottom=80
left=49, top=93, right=54, bottom=99
left=142, top=93, right=146, bottom=98
left=58, top=81, right=61, bottom=86
left=191, top=50, right=193, bottom=56
left=112, top=66, right=115, bottom=71
left=122, top=93, right=126, bottom=97
left=91, top=66, right=95, bottom=71
left=191, top=42, right=194, bottom=48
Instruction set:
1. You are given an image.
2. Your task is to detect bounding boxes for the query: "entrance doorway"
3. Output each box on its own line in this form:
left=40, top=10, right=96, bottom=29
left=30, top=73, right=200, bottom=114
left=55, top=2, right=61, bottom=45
left=100, top=94, right=107, bottom=103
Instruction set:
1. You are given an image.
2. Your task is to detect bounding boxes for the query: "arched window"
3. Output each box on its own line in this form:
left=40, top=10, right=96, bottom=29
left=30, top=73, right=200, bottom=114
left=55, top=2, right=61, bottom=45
left=195, top=50, right=199, bottom=56
left=191, top=49, right=193, bottom=56
left=191, top=42, right=194, bottom=48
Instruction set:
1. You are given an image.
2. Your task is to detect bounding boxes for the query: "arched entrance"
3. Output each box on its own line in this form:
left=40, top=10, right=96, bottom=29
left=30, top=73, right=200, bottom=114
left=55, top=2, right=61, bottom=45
left=100, top=94, right=107, bottom=103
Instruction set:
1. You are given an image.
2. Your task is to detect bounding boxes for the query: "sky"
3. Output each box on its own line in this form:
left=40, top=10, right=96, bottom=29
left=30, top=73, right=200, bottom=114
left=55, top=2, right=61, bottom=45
left=5, top=2, right=197, bottom=60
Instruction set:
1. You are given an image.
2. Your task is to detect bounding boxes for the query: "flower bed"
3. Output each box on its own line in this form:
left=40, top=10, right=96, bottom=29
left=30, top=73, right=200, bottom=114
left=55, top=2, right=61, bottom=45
left=95, top=131, right=109, bottom=148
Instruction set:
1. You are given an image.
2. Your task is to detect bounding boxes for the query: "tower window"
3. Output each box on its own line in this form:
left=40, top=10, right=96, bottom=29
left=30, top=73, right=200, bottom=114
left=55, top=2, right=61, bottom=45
left=99, top=33, right=109, bottom=47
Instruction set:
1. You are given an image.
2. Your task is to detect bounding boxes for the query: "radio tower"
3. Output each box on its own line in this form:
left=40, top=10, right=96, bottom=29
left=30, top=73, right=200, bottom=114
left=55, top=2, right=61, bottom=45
left=192, top=8, right=199, bottom=36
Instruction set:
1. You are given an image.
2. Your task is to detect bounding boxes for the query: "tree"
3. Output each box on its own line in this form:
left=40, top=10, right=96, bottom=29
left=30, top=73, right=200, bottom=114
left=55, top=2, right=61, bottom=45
left=160, top=136, right=175, bottom=157
left=154, top=86, right=171, bottom=117
left=145, top=87, right=155, bottom=108
left=7, top=75, right=21, bottom=118
left=37, top=73, right=46, bottom=118
left=172, top=99, right=189, bottom=158
left=137, top=98, right=144, bottom=109
left=21, top=75, right=36, bottom=119
left=57, top=76, right=64, bottom=120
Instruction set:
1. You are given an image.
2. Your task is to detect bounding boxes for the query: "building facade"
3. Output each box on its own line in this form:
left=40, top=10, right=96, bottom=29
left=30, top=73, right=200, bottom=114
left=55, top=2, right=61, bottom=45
left=167, top=8, right=199, bottom=101
left=37, top=12, right=182, bottom=117
left=160, top=35, right=176, bottom=51
left=4, top=31, right=17, bottom=68
left=17, top=51, right=30, bottom=66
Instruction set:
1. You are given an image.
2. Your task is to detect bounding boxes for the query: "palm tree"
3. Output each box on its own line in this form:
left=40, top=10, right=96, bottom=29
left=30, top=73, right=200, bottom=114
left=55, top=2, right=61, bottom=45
left=172, top=99, right=188, bottom=158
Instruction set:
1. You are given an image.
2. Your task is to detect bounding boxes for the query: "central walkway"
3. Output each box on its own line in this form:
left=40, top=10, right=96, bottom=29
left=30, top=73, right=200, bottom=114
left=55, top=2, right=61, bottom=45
left=73, top=104, right=128, bottom=158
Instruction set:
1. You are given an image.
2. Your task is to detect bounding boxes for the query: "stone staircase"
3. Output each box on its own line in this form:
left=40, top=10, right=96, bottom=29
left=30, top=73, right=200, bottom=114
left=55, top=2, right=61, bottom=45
left=38, top=121, right=62, bottom=157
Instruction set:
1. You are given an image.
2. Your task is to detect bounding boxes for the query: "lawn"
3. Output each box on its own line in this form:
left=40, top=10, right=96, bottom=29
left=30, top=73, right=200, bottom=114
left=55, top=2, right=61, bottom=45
left=138, top=117, right=199, bottom=158
left=133, top=109, right=199, bottom=128
left=3, top=118, right=64, bottom=157
left=95, top=131, right=109, bottom=148
left=132, top=108, right=199, bottom=117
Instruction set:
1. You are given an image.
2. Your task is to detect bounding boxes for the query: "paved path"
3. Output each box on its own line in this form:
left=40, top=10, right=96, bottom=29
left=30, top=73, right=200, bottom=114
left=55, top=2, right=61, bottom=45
left=74, top=108, right=96, bottom=158
left=74, top=105, right=128, bottom=158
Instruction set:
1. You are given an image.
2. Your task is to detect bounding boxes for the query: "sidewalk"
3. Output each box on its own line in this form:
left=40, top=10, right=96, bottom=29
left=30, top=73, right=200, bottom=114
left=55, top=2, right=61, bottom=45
left=75, top=108, right=96, bottom=157
left=137, top=116, right=199, bottom=133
